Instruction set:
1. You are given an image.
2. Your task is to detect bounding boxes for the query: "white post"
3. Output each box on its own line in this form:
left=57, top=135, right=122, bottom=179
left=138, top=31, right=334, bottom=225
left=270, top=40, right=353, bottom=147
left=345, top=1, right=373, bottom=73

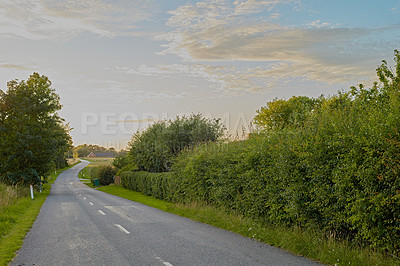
left=30, top=185, right=34, bottom=199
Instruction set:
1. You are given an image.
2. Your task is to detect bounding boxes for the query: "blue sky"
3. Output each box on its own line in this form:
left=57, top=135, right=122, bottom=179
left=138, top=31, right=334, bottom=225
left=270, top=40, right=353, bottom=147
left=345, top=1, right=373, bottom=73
left=0, top=0, right=399, bottom=149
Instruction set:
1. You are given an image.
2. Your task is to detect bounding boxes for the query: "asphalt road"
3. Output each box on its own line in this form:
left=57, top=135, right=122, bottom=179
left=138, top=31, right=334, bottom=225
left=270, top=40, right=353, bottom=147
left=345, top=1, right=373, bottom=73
left=12, top=160, right=321, bottom=266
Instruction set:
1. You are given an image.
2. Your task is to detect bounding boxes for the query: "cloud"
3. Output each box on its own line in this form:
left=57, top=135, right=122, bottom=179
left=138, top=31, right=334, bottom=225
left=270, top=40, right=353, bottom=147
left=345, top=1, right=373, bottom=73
left=306, top=20, right=330, bottom=28
left=0, top=0, right=155, bottom=40
left=113, top=118, right=158, bottom=123
left=158, top=0, right=398, bottom=92
left=0, top=63, right=32, bottom=71
left=117, top=60, right=372, bottom=96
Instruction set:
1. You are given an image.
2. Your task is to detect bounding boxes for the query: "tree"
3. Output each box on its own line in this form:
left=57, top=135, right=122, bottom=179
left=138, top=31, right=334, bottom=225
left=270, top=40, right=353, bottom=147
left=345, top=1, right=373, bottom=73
left=253, top=96, right=321, bottom=130
left=73, top=144, right=116, bottom=157
left=129, top=114, right=225, bottom=172
left=0, top=73, right=71, bottom=185
left=98, top=165, right=117, bottom=186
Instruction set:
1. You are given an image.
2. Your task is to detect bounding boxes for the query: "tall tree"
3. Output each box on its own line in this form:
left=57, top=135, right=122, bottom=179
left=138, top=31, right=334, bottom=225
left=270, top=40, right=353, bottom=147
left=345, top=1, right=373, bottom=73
left=0, top=73, right=71, bottom=185
left=129, top=114, right=225, bottom=172
left=253, top=96, right=321, bottom=130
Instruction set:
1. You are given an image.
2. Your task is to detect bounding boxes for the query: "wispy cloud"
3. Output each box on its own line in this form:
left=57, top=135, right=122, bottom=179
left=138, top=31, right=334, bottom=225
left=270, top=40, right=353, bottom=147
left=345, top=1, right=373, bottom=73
left=113, top=118, right=158, bottom=123
left=0, top=0, right=155, bottom=40
left=115, top=60, right=372, bottom=96
left=0, top=63, right=32, bottom=71
left=306, top=20, right=330, bottom=28
left=157, top=0, right=398, bottom=93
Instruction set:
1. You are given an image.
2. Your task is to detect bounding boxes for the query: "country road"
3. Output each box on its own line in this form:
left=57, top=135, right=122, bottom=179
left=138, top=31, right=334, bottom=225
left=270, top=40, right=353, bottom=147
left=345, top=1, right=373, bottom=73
left=11, top=161, right=321, bottom=266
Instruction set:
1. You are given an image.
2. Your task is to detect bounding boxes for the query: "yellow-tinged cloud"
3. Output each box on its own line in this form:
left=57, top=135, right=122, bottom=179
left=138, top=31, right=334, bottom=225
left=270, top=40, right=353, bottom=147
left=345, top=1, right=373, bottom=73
left=158, top=0, right=395, bottom=92
left=113, top=118, right=158, bottom=123
left=0, top=63, right=31, bottom=71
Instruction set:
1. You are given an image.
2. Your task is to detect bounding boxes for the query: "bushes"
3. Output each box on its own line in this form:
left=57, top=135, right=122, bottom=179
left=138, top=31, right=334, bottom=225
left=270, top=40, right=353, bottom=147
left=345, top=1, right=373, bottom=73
left=119, top=51, right=400, bottom=253
left=129, top=114, right=224, bottom=172
left=120, top=171, right=175, bottom=200
left=98, top=166, right=117, bottom=186
left=171, top=109, right=400, bottom=252
left=169, top=51, right=400, bottom=253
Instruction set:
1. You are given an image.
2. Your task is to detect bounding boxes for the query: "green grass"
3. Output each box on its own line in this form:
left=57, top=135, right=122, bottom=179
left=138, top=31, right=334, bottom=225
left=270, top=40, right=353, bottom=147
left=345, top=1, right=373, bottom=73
left=0, top=189, right=49, bottom=265
left=98, top=185, right=400, bottom=266
left=0, top=162, right=80, bottom=266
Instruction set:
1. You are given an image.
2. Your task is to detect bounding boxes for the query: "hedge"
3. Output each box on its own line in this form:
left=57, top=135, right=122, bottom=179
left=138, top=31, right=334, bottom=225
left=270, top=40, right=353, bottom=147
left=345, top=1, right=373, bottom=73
left=120, top=171, right=176, bottom=201
left=120, top=52, right=400, bottom=254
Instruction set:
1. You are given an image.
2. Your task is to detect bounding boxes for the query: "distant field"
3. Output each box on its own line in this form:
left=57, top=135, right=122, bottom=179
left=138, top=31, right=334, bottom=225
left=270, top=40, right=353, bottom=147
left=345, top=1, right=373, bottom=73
left=79, top=158, right=114, bottom=187
left=82, top=157, right=114, bottom=166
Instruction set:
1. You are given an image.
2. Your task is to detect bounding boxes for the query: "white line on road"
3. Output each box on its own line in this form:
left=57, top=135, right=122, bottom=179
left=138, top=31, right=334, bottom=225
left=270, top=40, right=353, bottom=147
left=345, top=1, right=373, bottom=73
left=115, top=224, right=130, bottom=234
left=156, top=257, right=173, bottom=266
left=89, top=202, right=94, bottom=206
left=97, top=210, right=106, bottom=215
left=83, top=197, right=87, bottom=200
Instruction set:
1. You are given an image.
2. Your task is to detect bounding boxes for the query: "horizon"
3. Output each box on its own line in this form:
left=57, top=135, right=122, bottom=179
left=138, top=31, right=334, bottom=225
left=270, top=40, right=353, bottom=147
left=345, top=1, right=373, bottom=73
left=1, top=0, right=399, bottom=150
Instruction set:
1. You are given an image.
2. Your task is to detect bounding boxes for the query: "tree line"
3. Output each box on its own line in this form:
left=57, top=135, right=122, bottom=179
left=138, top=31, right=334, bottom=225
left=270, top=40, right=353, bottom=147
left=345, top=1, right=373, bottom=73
left=0, top=73, right=71, bottom=186
left=72, top=144, right=123, bottom=158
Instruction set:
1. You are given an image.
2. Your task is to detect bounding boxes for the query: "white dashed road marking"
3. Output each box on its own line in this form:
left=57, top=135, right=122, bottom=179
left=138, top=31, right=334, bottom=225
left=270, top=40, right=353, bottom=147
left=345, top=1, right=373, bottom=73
left=115, top=224, right=130, bottom=234
left=83, top=197, right=87, bottom=200
left=89, top=202, right=94, bottom=206
left=156, top=257, right=173, bottom=266
left=97, top=210, right=106, bottom=215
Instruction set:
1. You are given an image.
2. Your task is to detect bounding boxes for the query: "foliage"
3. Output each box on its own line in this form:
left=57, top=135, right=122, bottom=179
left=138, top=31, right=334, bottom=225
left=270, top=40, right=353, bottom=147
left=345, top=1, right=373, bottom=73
left=97, top=165, right=117, bottom=186
left=112, top=153, right=133, bottom=170
left=120, top=171, right=175, bottom=200
left=170, top=50, right=400, bottom=254
left=128, top=114, right=224, bottom=172
left=253, top=95, right=321, bottom=129
left=0, top=73, right=71, bottom=185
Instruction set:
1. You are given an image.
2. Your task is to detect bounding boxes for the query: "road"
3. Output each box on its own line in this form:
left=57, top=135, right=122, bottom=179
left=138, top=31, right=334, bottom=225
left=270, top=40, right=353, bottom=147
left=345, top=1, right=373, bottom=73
left=12, top=160, right=321, bottom=266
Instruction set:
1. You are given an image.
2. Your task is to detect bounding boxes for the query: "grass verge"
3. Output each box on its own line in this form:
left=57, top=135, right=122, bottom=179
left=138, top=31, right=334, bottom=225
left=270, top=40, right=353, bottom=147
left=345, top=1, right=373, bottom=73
left=98, top=184, right=400, bottom=266
left=0, top=162, right=80, bottom=266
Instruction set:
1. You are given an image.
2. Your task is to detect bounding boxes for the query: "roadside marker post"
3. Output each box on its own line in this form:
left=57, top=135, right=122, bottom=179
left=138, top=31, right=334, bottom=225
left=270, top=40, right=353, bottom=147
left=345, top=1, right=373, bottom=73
left=30, top=185, right=34, bottom=199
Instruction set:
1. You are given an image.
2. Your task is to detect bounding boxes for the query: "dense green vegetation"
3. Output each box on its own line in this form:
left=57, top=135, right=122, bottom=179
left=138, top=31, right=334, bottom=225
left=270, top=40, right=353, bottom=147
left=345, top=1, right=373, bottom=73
left=0, top=73, right=74, bottom=264
left=119, top=51, right=400, bottom=256
left=0, top=73, right=71, bottom=186
left=79, top=158, right=114, bottom=187
left=128, top=114, right=224, bottom=172
left=98, top=165, right=117, bottom=185
left=121, top=171, right=175, bottom=200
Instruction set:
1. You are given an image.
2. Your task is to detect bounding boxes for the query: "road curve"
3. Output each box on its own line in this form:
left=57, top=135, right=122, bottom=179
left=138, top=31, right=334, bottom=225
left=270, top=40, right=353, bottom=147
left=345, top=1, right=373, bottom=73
left=12, top=160, right=321, bottom=266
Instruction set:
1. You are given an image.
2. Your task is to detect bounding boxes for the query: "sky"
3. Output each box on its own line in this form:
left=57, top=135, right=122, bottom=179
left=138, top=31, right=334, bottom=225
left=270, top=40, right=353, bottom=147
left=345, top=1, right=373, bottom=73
left=0, top=0, right=399, bottom=150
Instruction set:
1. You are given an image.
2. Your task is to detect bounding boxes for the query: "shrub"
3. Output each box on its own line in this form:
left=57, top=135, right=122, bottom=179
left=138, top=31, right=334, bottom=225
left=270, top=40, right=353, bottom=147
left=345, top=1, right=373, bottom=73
left=170, top=51, right=400, bottom=253
left=98, top=165, right=117, bottom=186
left=120, top=171, right=176, bottom=200
left=120, top=51, right=400, bottom=254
